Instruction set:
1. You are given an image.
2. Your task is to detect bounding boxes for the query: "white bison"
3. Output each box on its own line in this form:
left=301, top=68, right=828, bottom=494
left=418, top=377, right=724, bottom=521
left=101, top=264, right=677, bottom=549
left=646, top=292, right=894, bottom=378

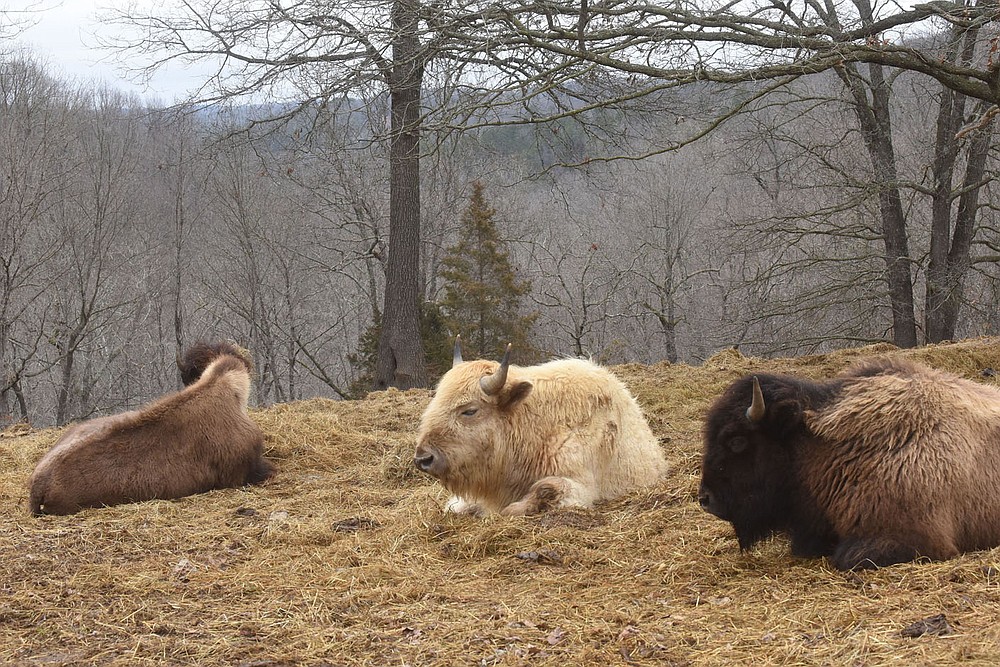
left=414, top=339, right=668, bottom=515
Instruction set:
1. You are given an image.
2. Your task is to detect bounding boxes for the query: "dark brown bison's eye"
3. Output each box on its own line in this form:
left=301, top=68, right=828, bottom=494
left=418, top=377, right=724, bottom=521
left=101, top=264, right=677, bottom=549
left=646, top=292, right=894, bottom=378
left=729, top=437, right=748, bottom=453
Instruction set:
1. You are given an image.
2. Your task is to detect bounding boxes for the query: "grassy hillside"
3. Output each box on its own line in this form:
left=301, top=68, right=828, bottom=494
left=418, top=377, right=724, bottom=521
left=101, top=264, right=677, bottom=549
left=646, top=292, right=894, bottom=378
left=4, top=339, right=1000, bottom=665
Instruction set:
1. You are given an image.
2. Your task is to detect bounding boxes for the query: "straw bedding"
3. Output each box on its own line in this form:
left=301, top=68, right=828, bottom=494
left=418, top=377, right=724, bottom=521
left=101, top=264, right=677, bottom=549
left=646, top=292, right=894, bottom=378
left=4, top=339, right=1000, bottom=665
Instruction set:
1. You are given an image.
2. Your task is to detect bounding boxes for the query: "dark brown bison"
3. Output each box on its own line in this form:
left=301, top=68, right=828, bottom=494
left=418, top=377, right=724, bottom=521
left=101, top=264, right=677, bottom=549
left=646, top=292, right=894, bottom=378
left=700, top=357, right=1000, bottom=569
left=28, top=342, right=275, bottom=515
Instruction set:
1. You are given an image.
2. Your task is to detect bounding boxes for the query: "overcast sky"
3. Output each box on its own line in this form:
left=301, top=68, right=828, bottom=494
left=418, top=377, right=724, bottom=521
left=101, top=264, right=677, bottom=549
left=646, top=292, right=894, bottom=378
left=15, top=0, right=204, bottom=101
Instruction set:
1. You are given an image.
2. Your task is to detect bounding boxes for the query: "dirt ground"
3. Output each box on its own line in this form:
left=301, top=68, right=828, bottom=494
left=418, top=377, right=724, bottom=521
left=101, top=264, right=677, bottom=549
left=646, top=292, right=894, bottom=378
left=4, top=339, right=1000, bottom=666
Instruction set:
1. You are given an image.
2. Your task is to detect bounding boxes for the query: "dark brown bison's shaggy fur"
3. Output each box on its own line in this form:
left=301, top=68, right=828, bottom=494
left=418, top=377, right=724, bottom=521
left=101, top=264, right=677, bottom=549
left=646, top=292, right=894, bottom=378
left=28, top=343, right=275, bottom=515
left=700, top=357, right=1000, bottom=570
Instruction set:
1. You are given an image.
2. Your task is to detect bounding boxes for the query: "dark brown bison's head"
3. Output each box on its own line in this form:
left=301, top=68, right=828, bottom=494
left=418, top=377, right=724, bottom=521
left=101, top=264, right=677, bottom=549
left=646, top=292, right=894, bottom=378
left=699, top=373, right=819, bottom=550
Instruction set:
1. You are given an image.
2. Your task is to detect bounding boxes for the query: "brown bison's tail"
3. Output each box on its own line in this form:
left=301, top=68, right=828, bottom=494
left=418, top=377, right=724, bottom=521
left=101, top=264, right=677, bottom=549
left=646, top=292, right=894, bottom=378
left=247, top=457, right=277, bottom=485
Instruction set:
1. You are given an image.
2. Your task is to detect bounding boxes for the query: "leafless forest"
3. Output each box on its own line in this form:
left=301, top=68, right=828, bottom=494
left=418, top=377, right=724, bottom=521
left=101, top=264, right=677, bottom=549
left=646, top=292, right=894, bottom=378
left=3, top=27, right=1000, bottom=426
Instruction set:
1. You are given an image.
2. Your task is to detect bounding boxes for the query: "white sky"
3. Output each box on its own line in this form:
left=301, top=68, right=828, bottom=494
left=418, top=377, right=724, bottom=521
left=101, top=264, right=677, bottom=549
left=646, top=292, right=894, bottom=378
left=14, top=0, right=205, bottom=102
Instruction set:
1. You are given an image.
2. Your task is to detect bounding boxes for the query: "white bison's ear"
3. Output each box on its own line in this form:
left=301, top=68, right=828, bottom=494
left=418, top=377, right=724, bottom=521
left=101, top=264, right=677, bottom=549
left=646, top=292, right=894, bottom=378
left=498, top=380, right=533, bottom=411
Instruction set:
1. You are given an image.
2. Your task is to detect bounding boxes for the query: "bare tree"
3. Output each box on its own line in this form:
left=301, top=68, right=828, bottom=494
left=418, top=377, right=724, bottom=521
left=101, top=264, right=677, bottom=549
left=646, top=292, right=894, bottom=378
left=202, top=132, right=370, bottom=403
left=482, top=0, right=1000, bottom=109
left=287, top=111, right=390, bottom=327
left=49, top=88, right=157, bottom=424
left=271, top=116, right=392, bottom=398
left=828, top=55, right=919, bottom=347
left=204, top=139, right=285, bottom=403
left=0, top=2, right=47, bottom=45
left=152, top=110, right=212, bottom=385
left=103, top=0, right=688, bottom=387
left=0, top=55, right=72, bottom=425
left=468, top=0, right=1000, bottom=347
left=923, top=24, right=995, bottom=342
left=106, top=1, right=442, bottom=389
left=613, top=164, right=715, bottom=363
left=522, top=180, right=638, bottom=359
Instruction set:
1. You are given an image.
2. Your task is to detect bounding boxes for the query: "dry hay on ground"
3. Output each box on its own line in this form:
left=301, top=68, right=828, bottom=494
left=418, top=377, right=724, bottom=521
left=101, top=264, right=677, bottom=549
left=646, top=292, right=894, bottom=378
left=4, top=338, right=1000, bottom=666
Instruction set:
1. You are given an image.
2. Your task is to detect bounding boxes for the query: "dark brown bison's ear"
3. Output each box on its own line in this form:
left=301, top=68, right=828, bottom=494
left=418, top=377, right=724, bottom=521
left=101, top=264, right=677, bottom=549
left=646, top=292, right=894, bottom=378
left=498, top=380, right=532, bottom=411
left=768, top=399, right=804, bottom=433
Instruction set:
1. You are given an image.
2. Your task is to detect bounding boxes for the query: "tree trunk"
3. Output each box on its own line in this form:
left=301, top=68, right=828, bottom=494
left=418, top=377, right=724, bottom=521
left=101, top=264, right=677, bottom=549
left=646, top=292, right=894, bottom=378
left=0, top=321, right=12, bottom=427
left=12, top=378, right=27, bottom=423
left=925, top=26, right=989, bottom=343
left=55, top=327, right=82, bottom=426
left=173, top=151, right=186, bottom=387
left=837, top=61, right=918, bottom=348
left=374, top=0, right=427, bottom=390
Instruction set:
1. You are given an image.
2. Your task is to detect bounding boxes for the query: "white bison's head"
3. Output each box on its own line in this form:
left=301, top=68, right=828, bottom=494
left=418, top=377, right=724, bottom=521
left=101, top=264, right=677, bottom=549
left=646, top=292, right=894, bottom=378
left=414, top=339, right=532, bottom=496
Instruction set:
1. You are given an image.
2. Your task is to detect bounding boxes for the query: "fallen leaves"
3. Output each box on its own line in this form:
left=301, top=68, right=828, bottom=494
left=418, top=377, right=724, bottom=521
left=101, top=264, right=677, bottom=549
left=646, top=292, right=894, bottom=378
left=901, top=614, right=954, bottom=638
left=515, top=549, right=564, bottom=565
left=331, top=517, right=381, bottom=533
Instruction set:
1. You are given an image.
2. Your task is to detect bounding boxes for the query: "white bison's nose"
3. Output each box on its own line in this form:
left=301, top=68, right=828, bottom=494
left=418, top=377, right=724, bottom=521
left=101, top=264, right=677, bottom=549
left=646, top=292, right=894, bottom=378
left=414, top=444, right=447, bottom=478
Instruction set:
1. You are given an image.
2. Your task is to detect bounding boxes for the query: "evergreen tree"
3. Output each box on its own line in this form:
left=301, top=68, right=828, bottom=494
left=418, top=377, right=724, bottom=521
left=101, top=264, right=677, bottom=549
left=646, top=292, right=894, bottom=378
left=439, top=181, right=537, bottom=360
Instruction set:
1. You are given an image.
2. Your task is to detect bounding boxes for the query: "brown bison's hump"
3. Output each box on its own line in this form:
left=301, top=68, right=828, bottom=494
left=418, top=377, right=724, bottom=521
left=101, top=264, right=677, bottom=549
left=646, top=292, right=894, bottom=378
left=40, top=357, right=257, bottom=473
left=798, top=358, right=1000, bottom=557
left=132, top=355, right=252, bottom=426
left=839, top=356, right=924, bottom=380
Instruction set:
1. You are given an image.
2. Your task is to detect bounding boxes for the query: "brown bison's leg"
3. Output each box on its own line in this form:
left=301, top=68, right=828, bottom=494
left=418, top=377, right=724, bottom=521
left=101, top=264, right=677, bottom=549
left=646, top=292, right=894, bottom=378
left=831, top=533, right=956, bottom=570
left=500, top=476, right=594, bottom=516
left=246, top=457, right=277, bottom=485
left=29, top=494, right=80, bottom=516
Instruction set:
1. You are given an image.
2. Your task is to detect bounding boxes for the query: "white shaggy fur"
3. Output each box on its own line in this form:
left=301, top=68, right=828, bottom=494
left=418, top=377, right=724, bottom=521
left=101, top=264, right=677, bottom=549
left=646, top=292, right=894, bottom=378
left=415, top=357, right=669, bottom=515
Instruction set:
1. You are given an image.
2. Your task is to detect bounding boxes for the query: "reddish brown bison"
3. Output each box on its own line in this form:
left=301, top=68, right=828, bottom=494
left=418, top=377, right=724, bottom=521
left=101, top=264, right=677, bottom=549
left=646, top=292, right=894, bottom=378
left=28, top=342, right=275, bottom=515
left=415, top=339, right=668, bottom=515
left=700, top=357, right=1000, bottom=569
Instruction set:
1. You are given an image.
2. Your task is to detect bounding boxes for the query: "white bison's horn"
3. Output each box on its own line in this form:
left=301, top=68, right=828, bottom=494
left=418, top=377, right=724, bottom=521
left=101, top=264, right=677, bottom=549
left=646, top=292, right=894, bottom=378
left=453, top=335, right=463, bottom=367
left=746, top=376, right=766, bottom=422
left=480, top=343, right=512, bottom=396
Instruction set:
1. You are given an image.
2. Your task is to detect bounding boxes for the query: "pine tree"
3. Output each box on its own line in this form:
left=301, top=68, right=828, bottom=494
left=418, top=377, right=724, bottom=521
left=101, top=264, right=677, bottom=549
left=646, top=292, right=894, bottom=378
left=439, top=181, right=537, bottom=360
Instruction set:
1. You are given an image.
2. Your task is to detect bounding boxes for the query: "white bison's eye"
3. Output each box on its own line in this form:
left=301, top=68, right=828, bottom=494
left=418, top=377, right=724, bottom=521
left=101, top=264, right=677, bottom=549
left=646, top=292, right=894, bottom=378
left=460, top=406, right=479, bottom=417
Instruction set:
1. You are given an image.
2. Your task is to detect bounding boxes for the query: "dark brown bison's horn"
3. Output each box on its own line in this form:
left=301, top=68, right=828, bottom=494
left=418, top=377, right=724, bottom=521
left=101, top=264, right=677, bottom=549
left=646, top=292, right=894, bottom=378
left=746, top=376, right=765, bottom=422
left=480, top=343, right=512, bottom=396
left=453, top=335, right=463, bottom=367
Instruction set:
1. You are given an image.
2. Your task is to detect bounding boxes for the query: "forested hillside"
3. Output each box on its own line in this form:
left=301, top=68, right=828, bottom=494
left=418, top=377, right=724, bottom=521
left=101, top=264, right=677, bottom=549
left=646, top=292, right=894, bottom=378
left=2, top=46, right=999, bottom=426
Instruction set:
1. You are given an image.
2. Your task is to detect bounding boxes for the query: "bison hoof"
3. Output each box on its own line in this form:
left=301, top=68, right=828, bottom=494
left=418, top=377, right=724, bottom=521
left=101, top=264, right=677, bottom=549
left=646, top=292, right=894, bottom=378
left=500, top=502, right=530, bottom=516
left=445, top=496, right=485, bottom=516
